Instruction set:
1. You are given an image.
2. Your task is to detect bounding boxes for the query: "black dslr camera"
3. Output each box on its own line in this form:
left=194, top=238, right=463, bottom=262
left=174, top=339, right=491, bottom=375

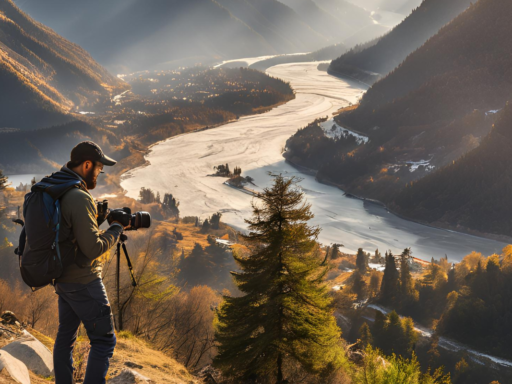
left=97, top=200, right=151, bottom=230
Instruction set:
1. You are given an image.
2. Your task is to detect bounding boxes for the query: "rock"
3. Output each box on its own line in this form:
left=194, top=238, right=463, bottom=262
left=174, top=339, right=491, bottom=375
left=1, top=330, right=54, bottom=377
left=125, top=361, right=144, bottom=369
left=0, top=312, right=20, bottom=327
left=109, top=368, right=153, bottom=383
left=0, top=350, right=31, bottom=384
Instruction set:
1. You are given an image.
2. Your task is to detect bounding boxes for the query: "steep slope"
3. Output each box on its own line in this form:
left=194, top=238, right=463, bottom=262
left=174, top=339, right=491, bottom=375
left=391, top=104, right=512, bottom=238
left=15, top=0, right=277, bottom=72
left=215, top=0, right=325, bottom=53
left=330, top=0, right=474, bottom=81
left=336, top=0, right=512, bottom=168
left=0, top=0, right=126, bottom=130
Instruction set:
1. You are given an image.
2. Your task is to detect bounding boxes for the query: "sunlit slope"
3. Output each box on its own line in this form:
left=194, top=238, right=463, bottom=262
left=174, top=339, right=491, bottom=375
left=330, top=0, right=474, bottom=81
left=0, top=0, right=126, bottom=130
left=15, top=0, right=276, bottom=72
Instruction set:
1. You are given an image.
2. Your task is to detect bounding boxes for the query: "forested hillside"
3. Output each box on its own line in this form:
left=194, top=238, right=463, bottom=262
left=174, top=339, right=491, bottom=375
left=391, top=104, right=512, bottom=237
left=330, top=0, right=474, bottom=82
left=0, top=0, right=126, bottom=129
left=293, top=0, right=512, bottom=214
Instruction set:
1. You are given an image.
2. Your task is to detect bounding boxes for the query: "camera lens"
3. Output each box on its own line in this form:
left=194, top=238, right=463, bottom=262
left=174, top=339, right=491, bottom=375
left=133, top=211, right=151, bottom=229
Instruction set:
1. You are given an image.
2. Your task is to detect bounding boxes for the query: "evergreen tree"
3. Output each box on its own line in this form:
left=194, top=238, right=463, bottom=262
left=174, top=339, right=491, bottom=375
left=331, top=243, right=341, bottom=260
left=214, top=175, right=344, bottom=382
left=356, top=248, right=368, bottom=274
left=352, top=270, right=367, bottom=300
left=162, top=193, right=180, bottom=217
left=359, top=322, right=373, bottom=348
left=201, top=219, right=211, bottom=233
left=400, top=248, right=415, bottom=302
left=379, top=252, right=400, bottom=305
left=210, top=212, right=222, bottom=230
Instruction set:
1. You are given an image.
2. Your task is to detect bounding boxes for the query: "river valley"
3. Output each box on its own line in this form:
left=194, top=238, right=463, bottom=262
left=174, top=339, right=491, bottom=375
left=121, top=61, right=509, bottom=262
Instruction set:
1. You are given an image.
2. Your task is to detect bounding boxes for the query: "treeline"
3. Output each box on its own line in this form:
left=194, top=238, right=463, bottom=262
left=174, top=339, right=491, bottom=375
left=348, top=246, right=512, bottom=361
left=138, top=187, right=180, bottom=218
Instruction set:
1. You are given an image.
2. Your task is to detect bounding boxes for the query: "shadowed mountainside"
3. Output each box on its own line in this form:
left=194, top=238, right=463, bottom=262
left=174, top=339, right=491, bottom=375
left=330, top=0, right=474, bottom=82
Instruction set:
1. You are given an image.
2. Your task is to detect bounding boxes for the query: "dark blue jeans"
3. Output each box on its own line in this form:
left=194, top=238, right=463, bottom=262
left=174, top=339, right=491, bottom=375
left=54, top=278, right=116, bottom=384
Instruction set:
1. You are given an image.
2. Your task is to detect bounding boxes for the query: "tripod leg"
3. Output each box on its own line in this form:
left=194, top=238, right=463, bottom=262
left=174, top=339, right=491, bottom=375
left=116, top=242, right=121, bottom=331
left=121, top=243, right=137, bottom=287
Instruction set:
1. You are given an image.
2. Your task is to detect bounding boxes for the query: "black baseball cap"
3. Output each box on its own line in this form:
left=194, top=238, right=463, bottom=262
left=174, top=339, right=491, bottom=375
left=70, top=141, right=117, bottom=167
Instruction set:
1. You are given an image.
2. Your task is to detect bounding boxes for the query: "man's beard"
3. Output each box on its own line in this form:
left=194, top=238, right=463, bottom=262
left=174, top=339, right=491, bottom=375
left=84, top=168, right=98, bottom=190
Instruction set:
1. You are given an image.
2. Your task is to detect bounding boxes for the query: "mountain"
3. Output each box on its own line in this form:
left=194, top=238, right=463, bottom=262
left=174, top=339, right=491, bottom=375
left=347, top=0, right=422, bottom=13
left=277, top=0, right=354, bottom=41
left=330, top=0, right=512, bottom=234
left=335, top=0, right=512, bottom=167
left=391, top=104, right=512, bottom=238
left=14, top=0, right=280, bottom=72
left=215, top=0, right=326, bottom=53
left=330, top=0, right=474, bottom=81
left=0, top=0, right=126, bottom=130
left=313, top=0, right=373, bottom=31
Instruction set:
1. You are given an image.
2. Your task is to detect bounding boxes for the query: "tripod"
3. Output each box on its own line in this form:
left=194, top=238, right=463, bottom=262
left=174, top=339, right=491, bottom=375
left=115, top=234, right=137, bottom=331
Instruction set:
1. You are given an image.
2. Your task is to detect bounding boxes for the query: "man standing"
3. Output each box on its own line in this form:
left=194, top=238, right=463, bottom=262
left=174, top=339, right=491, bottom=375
left=49, top=141, right=128, bottom=384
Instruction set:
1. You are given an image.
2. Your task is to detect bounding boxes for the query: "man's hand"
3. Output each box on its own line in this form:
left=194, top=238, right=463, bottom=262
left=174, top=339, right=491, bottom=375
left=111, top=220, right=131, bottom=230
left=107, top=208, right=132, bottom=228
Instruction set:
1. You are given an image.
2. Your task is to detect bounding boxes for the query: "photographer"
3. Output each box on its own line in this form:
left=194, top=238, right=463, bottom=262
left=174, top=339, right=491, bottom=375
left=51, top=141, right=129, bottom=384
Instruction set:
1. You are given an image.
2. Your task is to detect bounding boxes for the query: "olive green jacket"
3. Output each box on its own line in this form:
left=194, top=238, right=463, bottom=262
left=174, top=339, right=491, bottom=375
left=55, top=167, right=123, bottom=284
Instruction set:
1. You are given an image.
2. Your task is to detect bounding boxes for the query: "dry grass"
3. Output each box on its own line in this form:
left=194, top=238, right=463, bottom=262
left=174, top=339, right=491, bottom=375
left=16, top=329, right=198, bottom=384
left=109, top=332, right=198, bottom=384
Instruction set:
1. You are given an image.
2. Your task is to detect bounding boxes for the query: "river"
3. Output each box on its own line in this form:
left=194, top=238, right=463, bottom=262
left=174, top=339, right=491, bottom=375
left=120, top=61, right=509, bottom=262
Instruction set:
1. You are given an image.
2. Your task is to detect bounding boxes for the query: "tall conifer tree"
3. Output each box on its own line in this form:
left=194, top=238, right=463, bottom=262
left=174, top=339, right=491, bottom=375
left=379, top=252, right=400, bottom=305
left=356, top=248, right=368, bottom=274
left=214, top=175, right=344, bottom=382
left=400, top=248, right=415, bottom=302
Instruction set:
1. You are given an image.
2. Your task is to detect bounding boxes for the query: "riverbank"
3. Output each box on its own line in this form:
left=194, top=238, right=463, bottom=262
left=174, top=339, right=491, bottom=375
left=121, top=61, right=507, bottom=262
left=284, top=158, right=512, bottom=246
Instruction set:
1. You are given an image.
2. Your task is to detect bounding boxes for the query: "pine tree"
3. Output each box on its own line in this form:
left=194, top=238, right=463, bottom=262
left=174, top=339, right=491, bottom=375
left=359, top=322, right=373, bottom=348
left=379, top=252, right=400, bottom=305
left=356, top=248, right=368, bottom=274
left=214, top=175, right=344, bottom=382
left=331, top=243, right=341, bottom=260
left=351, top=270, right=367, bottom=300
left=400, top=248, right=415, bottom=303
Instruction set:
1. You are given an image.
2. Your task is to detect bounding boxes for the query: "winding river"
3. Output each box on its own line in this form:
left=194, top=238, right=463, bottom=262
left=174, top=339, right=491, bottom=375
left=121, top=61, right=509, bottom=262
